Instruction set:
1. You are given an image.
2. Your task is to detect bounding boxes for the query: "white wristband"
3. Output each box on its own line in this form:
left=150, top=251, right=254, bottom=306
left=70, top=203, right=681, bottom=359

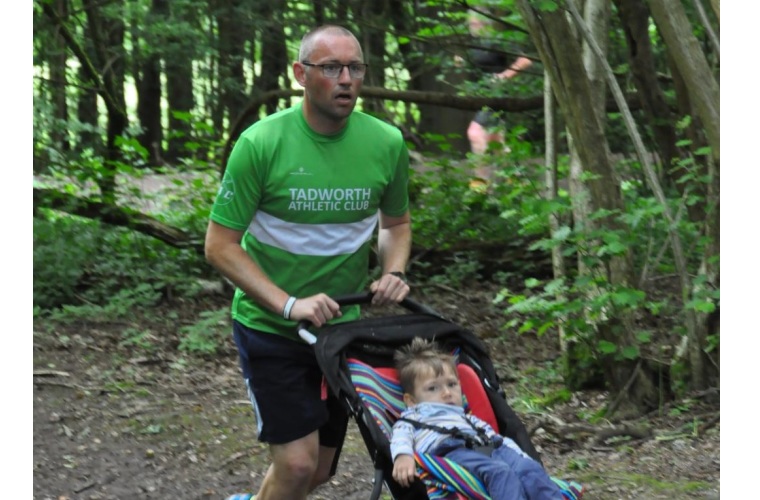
left=283, top=296, right=297, bottom=320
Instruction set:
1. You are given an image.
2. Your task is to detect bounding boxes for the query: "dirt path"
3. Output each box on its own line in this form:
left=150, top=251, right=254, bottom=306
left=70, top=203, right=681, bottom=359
left=33, top=290, right=719, bottom=500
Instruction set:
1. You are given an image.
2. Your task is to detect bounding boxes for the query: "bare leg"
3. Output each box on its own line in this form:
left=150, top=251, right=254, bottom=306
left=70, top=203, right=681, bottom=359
left=309, top=445, right=340, bottom=490
left=467, top=121, right=508, bottom=182
left=255, top=431, right=320, bottom=500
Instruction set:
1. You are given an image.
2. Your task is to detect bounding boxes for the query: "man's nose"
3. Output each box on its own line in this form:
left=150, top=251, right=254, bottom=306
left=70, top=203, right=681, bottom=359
left=337, top=66, right=352, bottom=83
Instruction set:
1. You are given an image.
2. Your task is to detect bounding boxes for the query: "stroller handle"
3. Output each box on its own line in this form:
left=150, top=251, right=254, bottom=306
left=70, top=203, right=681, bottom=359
left=297, top=291, right=440, bottom=345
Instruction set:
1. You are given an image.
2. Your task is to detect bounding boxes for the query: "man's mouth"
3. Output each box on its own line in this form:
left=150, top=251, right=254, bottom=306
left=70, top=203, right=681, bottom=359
left=335, top=91, right=353, bottom=102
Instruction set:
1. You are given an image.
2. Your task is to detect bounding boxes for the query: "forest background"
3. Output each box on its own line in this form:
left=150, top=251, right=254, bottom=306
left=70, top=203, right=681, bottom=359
left=26, top=0, right=742, bottom=497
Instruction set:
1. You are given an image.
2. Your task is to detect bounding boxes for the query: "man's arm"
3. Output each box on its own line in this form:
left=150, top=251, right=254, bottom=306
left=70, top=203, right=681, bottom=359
left=204, top=220, right=340, bottom=326
left=370, top=210, right=412, bottom=304
left=496, top=55, right=532, bottom=80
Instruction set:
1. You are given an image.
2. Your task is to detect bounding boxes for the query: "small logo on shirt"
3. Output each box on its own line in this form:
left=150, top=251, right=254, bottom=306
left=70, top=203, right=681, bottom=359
left=290, top=166, right=313, bottom=176
left=215, top=178, right=235, bottom=206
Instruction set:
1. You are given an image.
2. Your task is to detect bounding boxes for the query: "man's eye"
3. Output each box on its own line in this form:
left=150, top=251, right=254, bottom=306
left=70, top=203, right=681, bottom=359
left=324, top=64, right=341, bottom=72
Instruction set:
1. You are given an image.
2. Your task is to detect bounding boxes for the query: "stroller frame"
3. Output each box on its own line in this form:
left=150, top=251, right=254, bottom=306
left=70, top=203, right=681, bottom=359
left=299, top=293, right=541, bottom=500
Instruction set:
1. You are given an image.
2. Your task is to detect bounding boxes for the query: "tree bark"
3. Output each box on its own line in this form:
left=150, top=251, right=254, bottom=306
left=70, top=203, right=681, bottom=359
left=614, top=0, right=704, bottom=220
left=646, top=0, right=719, bottom=163
left=516, top=0, right=660, bottom=415
left=216, top=0, right=250, bottom=129
left=254, top=1, right=288, bottom=117
left=49, top=0, right=70, bottom=152
left=136, top=0, right=168, bottom=166
left=164, top=3, right=196, bottom=161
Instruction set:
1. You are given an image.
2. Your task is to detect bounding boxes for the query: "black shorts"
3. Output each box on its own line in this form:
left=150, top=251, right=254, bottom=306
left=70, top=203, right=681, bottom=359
left=473, top=109, right=504, bottom=129
left=232, top=320, right=348, bottom=446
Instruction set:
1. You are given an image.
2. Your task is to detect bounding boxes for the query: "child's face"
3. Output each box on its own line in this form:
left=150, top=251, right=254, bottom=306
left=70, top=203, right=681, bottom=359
left=404, top=364, right=463, bottom=407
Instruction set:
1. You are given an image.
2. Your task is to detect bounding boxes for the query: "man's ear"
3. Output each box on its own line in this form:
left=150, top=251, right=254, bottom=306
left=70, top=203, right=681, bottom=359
left=403, top=393, right=416, bottom=407
left=293, top=62, right=307, bottom=86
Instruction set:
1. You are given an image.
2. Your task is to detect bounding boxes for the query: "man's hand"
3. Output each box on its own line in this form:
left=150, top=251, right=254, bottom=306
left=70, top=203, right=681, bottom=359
left=369, top=272, right=410, bottom=305
left=392, top=454, right=417, bottom=487
left=288, top=293, right=341, bottom=327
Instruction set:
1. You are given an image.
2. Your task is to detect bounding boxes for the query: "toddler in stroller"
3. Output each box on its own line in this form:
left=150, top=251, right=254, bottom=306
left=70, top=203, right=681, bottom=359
left=305, top=292, right=584, bottom=500
left=391, top=337, right=565, bottom=499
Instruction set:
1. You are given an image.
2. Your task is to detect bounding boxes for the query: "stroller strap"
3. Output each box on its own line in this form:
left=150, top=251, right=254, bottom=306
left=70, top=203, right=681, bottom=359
left=397, top=415, right=500, bottom=455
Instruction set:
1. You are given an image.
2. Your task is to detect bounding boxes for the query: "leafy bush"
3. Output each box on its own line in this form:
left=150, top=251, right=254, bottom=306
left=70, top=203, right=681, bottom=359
left=33, top=210, right=208, bottom=311
left=33, top=215, right=99, bottom=309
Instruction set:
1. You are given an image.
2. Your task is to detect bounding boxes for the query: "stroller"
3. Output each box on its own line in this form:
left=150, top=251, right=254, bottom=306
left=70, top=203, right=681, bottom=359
left=298, top=292, right=584, bottom=500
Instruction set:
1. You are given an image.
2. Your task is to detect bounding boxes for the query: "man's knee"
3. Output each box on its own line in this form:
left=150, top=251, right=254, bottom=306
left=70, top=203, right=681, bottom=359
left=270, top=439, right=320, bottom=486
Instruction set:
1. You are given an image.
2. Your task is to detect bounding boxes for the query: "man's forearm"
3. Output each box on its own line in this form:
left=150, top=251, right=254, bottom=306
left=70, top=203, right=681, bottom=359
left=377, top=220, right=412, bottom=274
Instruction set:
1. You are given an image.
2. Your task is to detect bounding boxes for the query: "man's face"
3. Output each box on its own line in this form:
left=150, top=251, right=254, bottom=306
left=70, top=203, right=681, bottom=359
left=295, top=33, right=364, bottom=134
left=404, top=364, right=464, bottom=407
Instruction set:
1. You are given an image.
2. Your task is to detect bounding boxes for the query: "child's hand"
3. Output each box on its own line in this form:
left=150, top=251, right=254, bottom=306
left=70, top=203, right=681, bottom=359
left=392, top=454, right=417, bottom=487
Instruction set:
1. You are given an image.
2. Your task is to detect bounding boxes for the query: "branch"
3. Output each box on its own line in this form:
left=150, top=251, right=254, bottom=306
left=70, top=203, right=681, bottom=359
left=34, top=187, right=203, bottom=253
left=223, top=86, right=639, bottom=173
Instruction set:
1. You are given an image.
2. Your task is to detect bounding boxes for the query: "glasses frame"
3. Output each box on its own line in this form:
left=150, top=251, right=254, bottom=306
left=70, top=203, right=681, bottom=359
left=301, top=61, right=369, bottom=79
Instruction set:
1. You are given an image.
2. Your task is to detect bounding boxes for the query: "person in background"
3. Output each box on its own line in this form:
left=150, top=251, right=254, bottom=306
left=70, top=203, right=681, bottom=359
left=465, top=10, right=533, bottom=187
left=205, top=24, right=412, bottom=500
left=391, top=337, right=563, bottom=499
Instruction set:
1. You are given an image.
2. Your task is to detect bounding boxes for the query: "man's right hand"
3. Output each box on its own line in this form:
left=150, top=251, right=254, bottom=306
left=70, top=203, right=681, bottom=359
left=288, top=293, right=341, bottom=327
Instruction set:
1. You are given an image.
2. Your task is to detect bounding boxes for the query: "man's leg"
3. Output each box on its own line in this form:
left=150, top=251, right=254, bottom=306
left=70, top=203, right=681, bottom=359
left=256, top=431, right=320, bottom=500
left=310, top=445, right=339, bottom=489
left=468, top=120, right=490, bottom=156
left=232, top=323, right=341, bottom=500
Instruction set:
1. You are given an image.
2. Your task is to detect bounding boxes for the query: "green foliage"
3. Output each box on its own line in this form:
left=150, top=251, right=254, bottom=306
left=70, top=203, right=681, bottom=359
left=43, top=283, right=162, bottom=325
left=33, top=216, right=98, bottom=309
left=178, top=309, right=230, bottom=355
left=33, top=211, right=207, bottom=311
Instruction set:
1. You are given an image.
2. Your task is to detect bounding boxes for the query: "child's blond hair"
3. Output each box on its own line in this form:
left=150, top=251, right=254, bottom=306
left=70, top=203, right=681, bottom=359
left=394, top=337, right=457, bottom=394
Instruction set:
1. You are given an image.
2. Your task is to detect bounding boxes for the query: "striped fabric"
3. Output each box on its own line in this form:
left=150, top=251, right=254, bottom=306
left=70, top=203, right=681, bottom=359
left=349, top=359, right=404, bottom=440
left=347, top=358, right=584, bottom=500
left=415, top=452, right=490, bottom=500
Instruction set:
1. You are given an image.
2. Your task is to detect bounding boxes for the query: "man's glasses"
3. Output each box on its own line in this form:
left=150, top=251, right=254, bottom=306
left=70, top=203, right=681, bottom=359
left=302, top=62, right=368, bottom=79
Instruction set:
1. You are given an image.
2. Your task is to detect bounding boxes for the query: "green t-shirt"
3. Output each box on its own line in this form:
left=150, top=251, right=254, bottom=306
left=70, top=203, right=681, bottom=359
left=210, top=102, right=410, bottom=340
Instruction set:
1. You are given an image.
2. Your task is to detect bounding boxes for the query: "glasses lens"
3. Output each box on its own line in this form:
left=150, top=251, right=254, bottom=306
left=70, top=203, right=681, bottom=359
left=322, top=64, right=341, bottom=78
left=348, top=64, right=367, bottom=78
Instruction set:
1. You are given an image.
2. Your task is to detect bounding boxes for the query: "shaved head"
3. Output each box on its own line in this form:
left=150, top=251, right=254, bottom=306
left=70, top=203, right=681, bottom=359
left=298, top=25, right=363, bottom=62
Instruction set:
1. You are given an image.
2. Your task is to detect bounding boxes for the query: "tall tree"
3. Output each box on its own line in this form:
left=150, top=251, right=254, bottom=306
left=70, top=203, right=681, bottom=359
left=136, top=0, right=169, bottom=166
left=48, top=0, right=70, bottom=152
left=164, top=0, right=197, bottom=162
left=254, top=1, right=288, bottom=117
left=215, top=0, right=251, bottom=130
left=516, top=0, right=660, bottom=415
left=646, top=0, right=720, bottom=389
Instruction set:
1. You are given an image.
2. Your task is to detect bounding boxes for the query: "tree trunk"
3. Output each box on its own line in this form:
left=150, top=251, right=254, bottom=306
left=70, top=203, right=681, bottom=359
left=216, top=0, right=250, bottom=130
left=136, top=0, right=168, bottom=166
left=49, top=0, right=70, bottom=152
left=516, top=0, right=660, bottom=416
left=255, top=2, right=288, bottom=117
left=543, top=71, right=568, bottom=353
left=164, top=2, right=195, bottom=162
left=646, top=0, right=719, bottom=163
left=647, top=0, right=720, bottom=390
left=358, top=0, right=388, bottom=115
left=613, top=0, right=705, bottom=221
